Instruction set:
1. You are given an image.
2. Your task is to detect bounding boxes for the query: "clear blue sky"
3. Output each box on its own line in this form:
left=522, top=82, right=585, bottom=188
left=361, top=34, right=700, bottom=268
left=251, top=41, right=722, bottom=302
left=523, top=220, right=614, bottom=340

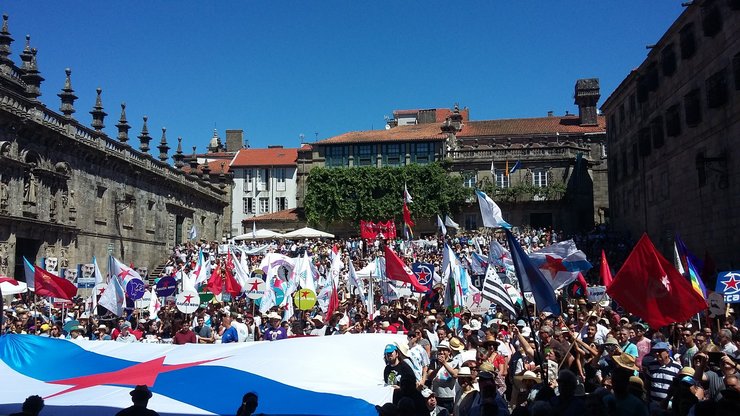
left=4, top=1, right=684, bottom=154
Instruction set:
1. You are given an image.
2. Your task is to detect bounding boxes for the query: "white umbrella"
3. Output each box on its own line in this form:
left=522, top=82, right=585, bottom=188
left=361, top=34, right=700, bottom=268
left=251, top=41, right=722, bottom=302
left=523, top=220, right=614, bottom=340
left=0, top=280, right=28, bottom=295
left=282, top=227, right=334, bottom=239
left=233, top=228, right=285, bottom=240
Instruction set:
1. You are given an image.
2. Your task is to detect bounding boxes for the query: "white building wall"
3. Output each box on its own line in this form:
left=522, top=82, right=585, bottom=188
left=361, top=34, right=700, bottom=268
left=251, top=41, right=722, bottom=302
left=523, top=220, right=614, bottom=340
left=230, top=166, right=297, bottom=234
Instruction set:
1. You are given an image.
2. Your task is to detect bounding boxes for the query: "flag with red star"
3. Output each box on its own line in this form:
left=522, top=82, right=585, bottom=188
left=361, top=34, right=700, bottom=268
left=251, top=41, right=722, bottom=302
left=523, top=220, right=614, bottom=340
left=528, top=240, right=592, bottom=290
left=607, top=233, right=707, bottom=328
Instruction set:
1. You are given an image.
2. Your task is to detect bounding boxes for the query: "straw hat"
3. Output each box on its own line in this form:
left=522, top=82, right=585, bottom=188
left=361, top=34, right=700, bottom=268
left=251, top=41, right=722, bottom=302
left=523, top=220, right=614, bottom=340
left=483, top=334, right=500, bottom=348
left=457, top=367, right=472, bottom=378
left=613, top=353, right=638, bottom=371
left=449, top=337, right=465, bottom=352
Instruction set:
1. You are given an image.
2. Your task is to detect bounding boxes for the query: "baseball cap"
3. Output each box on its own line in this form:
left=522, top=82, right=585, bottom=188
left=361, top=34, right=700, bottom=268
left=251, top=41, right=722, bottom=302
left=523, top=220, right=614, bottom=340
left=420, top=388, right=434, bottom=398
left=384, top=344, right=398, bottom=354
left=652, top=341, right=670, bottom=352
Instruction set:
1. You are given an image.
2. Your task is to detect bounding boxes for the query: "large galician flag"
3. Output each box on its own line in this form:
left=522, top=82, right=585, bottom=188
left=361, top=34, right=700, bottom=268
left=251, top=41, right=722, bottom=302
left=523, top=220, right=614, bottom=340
left=0, top=333, right=398, bottom=416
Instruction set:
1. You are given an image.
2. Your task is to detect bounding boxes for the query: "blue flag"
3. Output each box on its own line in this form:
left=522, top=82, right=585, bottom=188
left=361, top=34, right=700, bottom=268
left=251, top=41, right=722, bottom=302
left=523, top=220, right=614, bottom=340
left=505, top=230, right=560, bottom=315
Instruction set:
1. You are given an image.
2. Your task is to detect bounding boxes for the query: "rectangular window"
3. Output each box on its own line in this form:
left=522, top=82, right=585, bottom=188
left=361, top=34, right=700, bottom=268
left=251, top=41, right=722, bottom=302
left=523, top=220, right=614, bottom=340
left=666, top=104, right=682, bottom=137
left=632, top=143, right=639, bottom=172
left=661, top=44, right=677, bottom=77
left=325, top=146, right=349, bottom=167
left=638, top=128, right=652, bottom=157
left=412, top=142, right=433, bottom=164
left=243, top=197, right=254, bottom=214
left=259, top=197, right=269, bottom=214
left=680, top=23, right=696, bottom=60
left=532, top=169, right=548, bottom=187
left=382, top=143, right=403, bottom=166
left=701, top=2, right=722, bottom=37
left=646, top=63, right=659, bottom=91
left=706, top=68, right=728, bottom=109
left=651, top=117, right=665, bottom=149
left=684, top=89, right=702, bottom=126
left=355, top=144, right=374, bottom=166
left=244, top=169, right=253, bottom=192
left=275, top=168, right=286, bottom=191
left=495, top=170, right=510, bottom=188
left=463, top=172, right=477, bottom=188
left=275, top=197, right=287, bottom=211
left=636, top=76, right=649, bottom=103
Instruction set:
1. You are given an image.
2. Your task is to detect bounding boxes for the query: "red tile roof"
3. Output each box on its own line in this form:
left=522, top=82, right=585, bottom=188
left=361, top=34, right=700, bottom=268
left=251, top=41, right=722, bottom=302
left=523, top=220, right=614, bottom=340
left=181, top=158, right=231, bottom=174
left=242, top=208, right=304, bottom=223
left=458, top=115, right=605, bottom=137
left=316, top=123, right=447, bottom=145
left=230, top=147, right=298, bottom=167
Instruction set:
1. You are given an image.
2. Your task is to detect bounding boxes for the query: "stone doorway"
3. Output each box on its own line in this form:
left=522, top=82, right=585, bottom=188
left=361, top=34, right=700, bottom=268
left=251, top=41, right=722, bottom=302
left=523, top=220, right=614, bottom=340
left=14, top=237, right=41, bottom=282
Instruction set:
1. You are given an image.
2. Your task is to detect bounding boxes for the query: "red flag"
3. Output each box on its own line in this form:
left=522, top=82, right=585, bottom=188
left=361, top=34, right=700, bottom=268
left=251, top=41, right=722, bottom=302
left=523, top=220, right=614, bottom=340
left=402, top=201, right=415, bottom=227
left=383, top=245, right=429, bottom=293
left=206, top=264, right=223, bottom=296
left=33, top=265, right=77, bottom=300
left=325, top=282, right=339, bottom=320
left=601, top=250, right=613, bottom=288
left=606, top=234, right=707, bottom=328
left=224, top=251, right=242, bottom=296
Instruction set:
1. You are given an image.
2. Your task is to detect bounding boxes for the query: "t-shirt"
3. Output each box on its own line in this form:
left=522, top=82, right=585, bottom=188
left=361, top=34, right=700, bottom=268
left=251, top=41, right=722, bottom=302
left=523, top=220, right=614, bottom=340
left=173, top=329, right=196, bottom=345
left=194, top=325, right=213, bottom=341
left=232, top=321, right=248, bottom=342
left=645, top=359, right=681, bottom=402
left=264, top=326, right=287, bottom=341
left=384, top=361, right=415, bottom=388
left=406, top=344, right=430, bottom=382
left=620, top=341, right=639, bottom=358
left=221, top=326, right=239, bottom=343
left=635, top=337, right=652, bottom=369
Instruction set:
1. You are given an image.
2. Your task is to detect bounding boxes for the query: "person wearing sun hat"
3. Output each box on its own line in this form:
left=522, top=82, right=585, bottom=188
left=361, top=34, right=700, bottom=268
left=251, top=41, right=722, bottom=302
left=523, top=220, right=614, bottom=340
left=610, top=352, right=648, bottom=416
left=116, top=385, right=159, bottom=416
left=430, top=340, right=457, bottom=414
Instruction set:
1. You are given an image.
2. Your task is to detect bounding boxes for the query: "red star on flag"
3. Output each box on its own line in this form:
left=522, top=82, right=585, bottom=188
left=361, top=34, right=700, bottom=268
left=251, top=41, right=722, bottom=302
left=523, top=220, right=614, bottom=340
left=183, top=294, right=194, bottom=303
left=301, top=290, right=310, bottom=299
left=416, top=269, right=429, bottom=282
left=723, top=274, right=740, bottom=291
left=249, top=280, right=261, bottom=292
left=540, top=255, right=567, bottom=279
left=97, top=287, right=106, bottom=296
left=45, top=356, right=223, bottom=399
left=117, top=268, right=134, bottom=279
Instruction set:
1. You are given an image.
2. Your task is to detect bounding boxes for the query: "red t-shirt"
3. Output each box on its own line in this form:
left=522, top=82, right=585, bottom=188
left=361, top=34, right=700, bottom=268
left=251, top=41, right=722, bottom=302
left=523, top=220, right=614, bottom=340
left=173, top=329, right=197, bottom=344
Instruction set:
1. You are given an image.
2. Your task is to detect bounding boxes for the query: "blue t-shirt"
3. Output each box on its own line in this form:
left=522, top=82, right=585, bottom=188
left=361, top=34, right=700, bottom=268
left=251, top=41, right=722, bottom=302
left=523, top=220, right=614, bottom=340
left=264, top=326, right=287, bottom=341
left=621, top=341, right=639, bottom=358
left=222, top=326, right=239, bottom=343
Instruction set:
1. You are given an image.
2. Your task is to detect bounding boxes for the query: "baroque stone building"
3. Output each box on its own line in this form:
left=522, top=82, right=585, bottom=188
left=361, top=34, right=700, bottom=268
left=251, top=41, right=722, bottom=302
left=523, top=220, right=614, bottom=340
left=299, top=79, right=607, bottom=236
left=0, top=15, right=228, bottom=282
left=601, top=0, right=739, bottom=266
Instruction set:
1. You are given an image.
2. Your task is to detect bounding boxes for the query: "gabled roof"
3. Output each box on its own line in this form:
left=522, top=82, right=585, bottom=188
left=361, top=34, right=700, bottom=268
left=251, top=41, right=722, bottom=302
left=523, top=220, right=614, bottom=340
left=181, top=158, right=230, bottom=174
left=230, top=147, right=298, bottom=167
left=316, top=123, right=447, bottom=145
left=458, top=115, right=605, bottom=137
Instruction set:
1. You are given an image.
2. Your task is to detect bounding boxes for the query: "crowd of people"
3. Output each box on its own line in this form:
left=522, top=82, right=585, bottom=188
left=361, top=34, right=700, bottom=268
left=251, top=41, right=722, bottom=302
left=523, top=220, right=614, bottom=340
left=2, top=226, right=740, bottom=415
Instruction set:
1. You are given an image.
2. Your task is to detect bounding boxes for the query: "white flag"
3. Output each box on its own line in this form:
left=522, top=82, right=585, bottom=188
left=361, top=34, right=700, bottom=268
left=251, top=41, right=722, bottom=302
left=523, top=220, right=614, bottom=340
left=347, top=260, right=366, bottom=303
left=437, top=215, right=447, bottom=236
left=189, top=225, right=197, bottom=240
left=475, top=190, right=511, bottom=229
left=98, top=264, right=125, bottom=317
left=148, top=286, right=161, bottom=318
left=444, top=215, right=459, bottom=229
left=403, top=183, right=413, bottom=204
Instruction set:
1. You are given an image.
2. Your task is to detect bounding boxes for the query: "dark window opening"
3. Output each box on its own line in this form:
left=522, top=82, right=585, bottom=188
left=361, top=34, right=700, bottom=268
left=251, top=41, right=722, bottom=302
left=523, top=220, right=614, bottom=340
left=646, top=63, right=659, bottom=91
left=661, top=44, right=677, bottom=76
left=701, top=2, right=723, bottom=37
left=684, top=89, right=702, bottom=127
left=680, top=24, right=696, bottom=60
left=706, top=68, right=728, bottom=108
left=632, top=142, right=639, bottom=172
left=638, top=128, right=652, bottom=157
left=636, top=77, right=649, bottom=103
left=666, top=104, right=682, bottom=137
left=651, top=117, right=665, bottom=149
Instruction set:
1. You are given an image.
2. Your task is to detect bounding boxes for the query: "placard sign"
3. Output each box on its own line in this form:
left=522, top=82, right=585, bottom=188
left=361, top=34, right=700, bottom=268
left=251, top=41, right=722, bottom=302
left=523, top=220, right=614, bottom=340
left=716, top=271, right=740, bottom=304
left=176, top=290, right=200, bottom=314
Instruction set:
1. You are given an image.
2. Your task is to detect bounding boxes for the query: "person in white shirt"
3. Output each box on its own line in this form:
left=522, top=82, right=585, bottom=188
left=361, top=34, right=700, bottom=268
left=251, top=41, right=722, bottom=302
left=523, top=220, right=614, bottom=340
left=116, top=322, right=137, bottom=343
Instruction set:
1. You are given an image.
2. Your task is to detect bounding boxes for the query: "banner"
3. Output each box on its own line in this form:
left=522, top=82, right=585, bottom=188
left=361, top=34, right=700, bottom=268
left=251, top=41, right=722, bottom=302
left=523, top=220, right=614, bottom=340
left=0, top=333, right=397, bottom=415
left=359, top=220, right=396, bottom=240
left=411, top=263, right=435, bottom=292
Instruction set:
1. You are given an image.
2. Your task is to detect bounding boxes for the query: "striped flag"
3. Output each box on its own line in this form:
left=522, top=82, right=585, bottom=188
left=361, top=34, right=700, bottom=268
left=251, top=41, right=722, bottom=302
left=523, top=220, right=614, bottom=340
left=481, top=264, right=517, bottom=317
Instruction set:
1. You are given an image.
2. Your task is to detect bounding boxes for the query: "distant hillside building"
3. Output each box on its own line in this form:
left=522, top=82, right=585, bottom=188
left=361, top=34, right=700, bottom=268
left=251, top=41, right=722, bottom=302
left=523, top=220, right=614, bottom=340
left=601, top=0, right=739, bottom=265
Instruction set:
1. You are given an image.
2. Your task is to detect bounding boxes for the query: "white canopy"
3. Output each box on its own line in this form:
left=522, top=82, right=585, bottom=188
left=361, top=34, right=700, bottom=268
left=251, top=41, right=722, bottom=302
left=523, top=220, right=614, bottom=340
left=282, top=227, right=335, bottom=239
left=0, top=280, right=28, bottom=295
left=233, top=228, right=285, bottom=240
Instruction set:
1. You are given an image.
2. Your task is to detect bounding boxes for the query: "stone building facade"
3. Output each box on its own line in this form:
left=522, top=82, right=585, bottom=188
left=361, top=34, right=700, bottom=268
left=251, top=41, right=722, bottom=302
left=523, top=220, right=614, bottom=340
left=299, top=81, right=607, bottom=236
left=0, top=15, right=228, bottom=282
left=601, top=0, right=739, bottom=266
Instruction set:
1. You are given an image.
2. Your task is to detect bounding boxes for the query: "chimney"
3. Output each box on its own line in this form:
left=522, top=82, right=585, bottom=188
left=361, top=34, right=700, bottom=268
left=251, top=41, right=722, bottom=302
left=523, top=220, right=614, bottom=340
left=574, top=78, right=600, bottom=126
left=225, top=129, right=243, bottom=152
left=547, top=110, right=554, bottom=117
